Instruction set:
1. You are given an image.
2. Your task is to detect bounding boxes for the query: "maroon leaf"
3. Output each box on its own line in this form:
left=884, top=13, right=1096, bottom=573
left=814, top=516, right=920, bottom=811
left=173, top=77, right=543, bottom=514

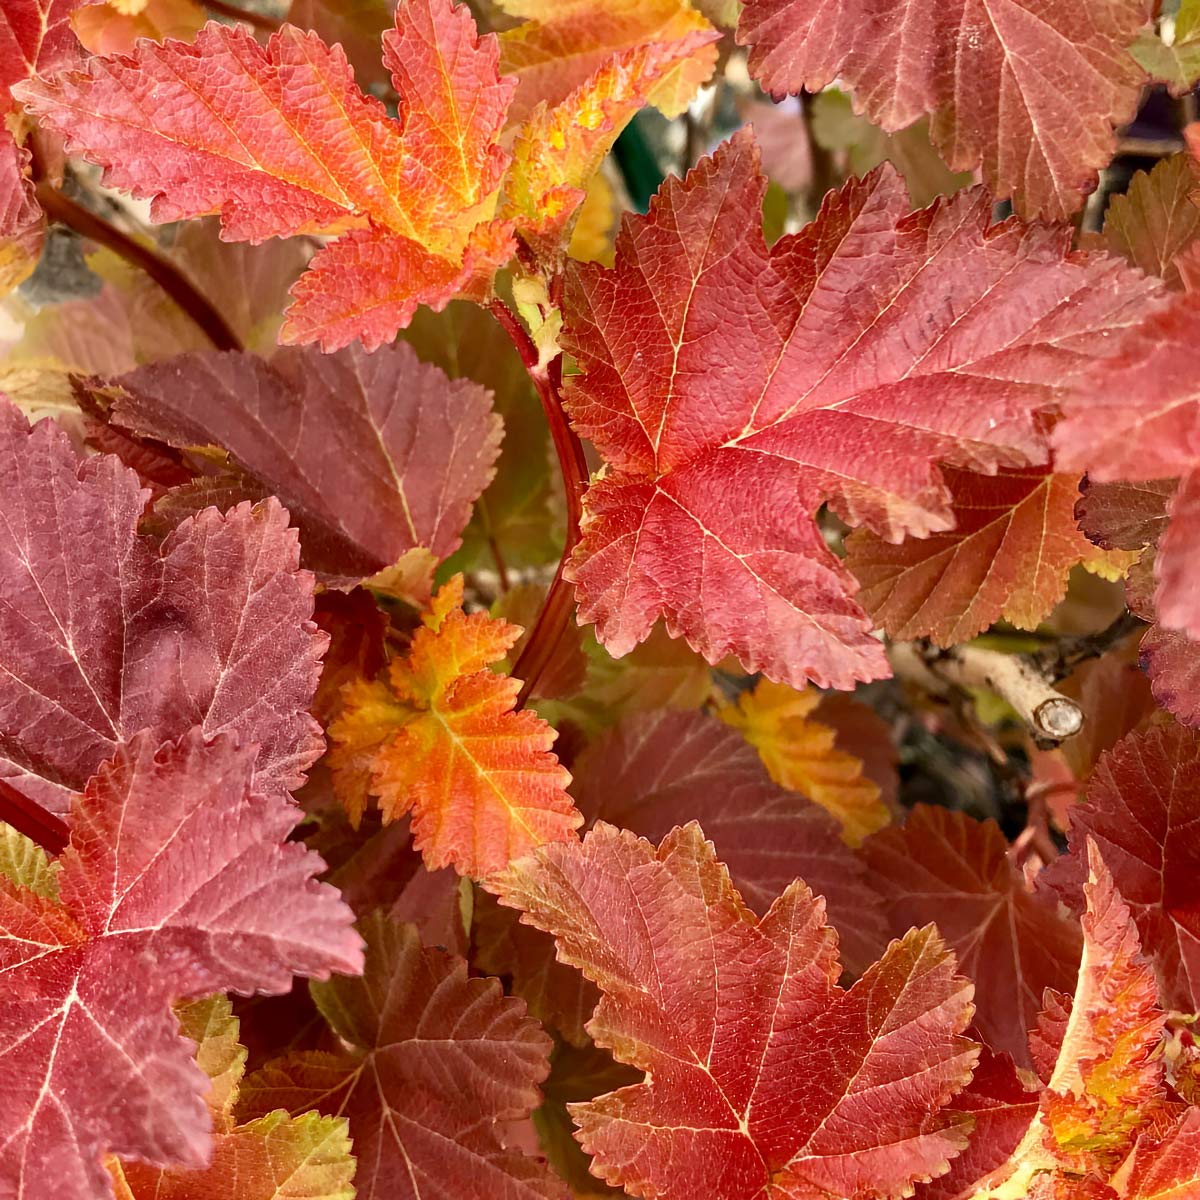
left=0, top=730, right=362, bottom=1200
left=862, top=805, right=1082, bottom=1067
left=239, top=911, right=566, bottom=1200
left=0, top=400, right=327, bottom=815
left=915, top=1049, right=1040, bottom=1200
left=572, top=708, right=890, bottom=973
left=101, top=341, right=501, bottom=585
left=1044, top=725, right=1200, bottom=1010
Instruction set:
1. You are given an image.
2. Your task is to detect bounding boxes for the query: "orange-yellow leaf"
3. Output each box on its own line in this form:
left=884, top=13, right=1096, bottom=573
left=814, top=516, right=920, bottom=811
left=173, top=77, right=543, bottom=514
left=718, top=677, right=889, bottom=845
left=72, top=0, right=206, bottom=55
left=329, top=576, right=581, bottom=877
left=112, top=994, right=355, bottom=1200
left=497, top=0, right=719, bottom=125
left=501, top=32, right=717, bottom=262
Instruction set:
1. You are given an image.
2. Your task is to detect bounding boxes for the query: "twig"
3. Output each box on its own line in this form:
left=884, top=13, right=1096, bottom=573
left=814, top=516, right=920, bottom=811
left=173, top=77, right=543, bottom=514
left=487, top=299, right=588, bottom=703
left=0, top=779, right=69, bottom=857
left=890, top=641, right=1084, bottom=746
left=34, top=181, right=243, bottom=354
left=1032, top=610, right=1145, bottom=681
left=205, top=0, right=282, bottom=31
left=1115, top=134, right=1185, bottom=158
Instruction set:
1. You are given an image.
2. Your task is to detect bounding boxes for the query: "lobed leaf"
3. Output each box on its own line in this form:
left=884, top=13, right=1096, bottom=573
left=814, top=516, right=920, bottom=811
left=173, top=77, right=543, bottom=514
left=115, top=994, right=355, bottom=1200
left=737, top=0, right=1151, bottom=220
left=561, top=130, right=1161, bottom=690
left=0, top=0, right=82, bottom=103
left=717, top=678, right=890, bottom=845
left=0, top=731, right=362, bottom=1200
left=500, top=33, right=718, bottom=264
left=1044, top=726, right=1200, bottom=1012
left=961, top=846, right=1173, bottom=1197
left=96, top=341, right=501, bottom=586
left=846, top=467, right=1120, bottom=645
left=1056, top=298, right=1200, bottom=642
left=1100, top=155, right=1200, bottom=291
left=0, top=399, right=326, bottom=817
left=329, top=576, right=581, bottom=877
left=15, top=1, right=518, bottom=351
left=572, top=707, right=890, bottom=972
left=493, top=822, right=978, bottom=1200
left=239, top=911, right=566, bottom=1200
left=863, top=806, right=1082, bottom=1068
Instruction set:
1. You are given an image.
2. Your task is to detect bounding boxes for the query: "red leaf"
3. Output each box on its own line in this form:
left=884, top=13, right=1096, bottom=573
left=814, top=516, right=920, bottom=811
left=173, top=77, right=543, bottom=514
left=1141, top=624, right=1200, bottom=727
left=1121, top=1108, right=1200, bottom=1199
left=0, top=0, right=82, bottom=104
left=479, top=704, right=894, bottom=1048
left=573, top=708, right=889, bottom=972
left=862, top=806, right=1081, bottom=1068
left=736, top=0, right=1149, bottom=220
left=1158, top=469, right=1200, bottom=636
left=562, top=130, right=1160, bottom=689
left=238, top=911, right=566, bottom=1200
left=0, top=730, right=362, bottom=1200
left=1044, top=726, right=1200, bottom=1011
left=0, top=400, right=327, bottom=817
left=914, top=1050, right=1040, bottom=1200
left=102, top=343, right=501, bottom=585
left=967, top=845, right=1171, bottom=1195
left=1056, top=297, right=1200, bottom=640
left=493, top=822, right=978, bottom=1200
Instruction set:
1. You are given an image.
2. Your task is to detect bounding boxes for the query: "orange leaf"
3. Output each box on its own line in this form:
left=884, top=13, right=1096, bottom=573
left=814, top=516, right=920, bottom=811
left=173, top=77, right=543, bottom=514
left=329, top=576, right=581, bottom=877
left=718, top=677, right=889, bottom=845
left=496, top=0, right=719, bottom=126
left=846, top=467, right=1125, bottom=645
left=501, top=32, right=718, bottom=263
left=18, top=0, right=518, bottom=351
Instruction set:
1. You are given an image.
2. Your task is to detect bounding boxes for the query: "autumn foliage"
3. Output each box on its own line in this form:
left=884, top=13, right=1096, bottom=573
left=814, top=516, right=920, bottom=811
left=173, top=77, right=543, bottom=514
left=3, top=0, right=1200, bottom=1197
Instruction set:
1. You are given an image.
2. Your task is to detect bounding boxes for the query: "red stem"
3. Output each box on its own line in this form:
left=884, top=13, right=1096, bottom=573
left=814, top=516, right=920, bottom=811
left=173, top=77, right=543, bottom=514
left=205, top=0, right=282, bottom=31
left=488, top=299, right=588, bottom=703
left=33, top=181, right=243, bottom=354
left=0, top=779, right=69, bottom=857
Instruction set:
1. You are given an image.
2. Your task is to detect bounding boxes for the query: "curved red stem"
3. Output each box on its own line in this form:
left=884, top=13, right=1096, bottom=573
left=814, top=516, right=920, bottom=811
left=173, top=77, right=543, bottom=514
left=487, top=299, right=588, bottom=703
left=33, top=181, right=243, bottom=354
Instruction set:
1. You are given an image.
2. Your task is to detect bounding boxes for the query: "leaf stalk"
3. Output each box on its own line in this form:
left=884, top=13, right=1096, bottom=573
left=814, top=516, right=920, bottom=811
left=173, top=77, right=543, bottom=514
left=487, top=298, right=588, bottom=703
left=32, top=180, right=244, bottom=354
